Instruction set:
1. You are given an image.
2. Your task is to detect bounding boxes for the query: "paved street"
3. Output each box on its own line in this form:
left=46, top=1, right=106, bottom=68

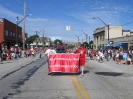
left=0, top=55, right=133, bottom=99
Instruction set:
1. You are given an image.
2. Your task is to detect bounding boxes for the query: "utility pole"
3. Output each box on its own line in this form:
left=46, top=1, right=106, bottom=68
left=35, top=29, right=42, bottom=47
left=36, top=31, right=37, bottom=47
left=93, top=17, right=110, bottom=45
left=15, top=16, right=18, bottom=46
left=23, top=2, right=26, bottom=49
left=75, top=35, right=79, bottom=47
left=79, top=30, right=88, bottom=43
left=89, top=36, right=90, bottom=44
left=42, top=29, right=44, bottom=48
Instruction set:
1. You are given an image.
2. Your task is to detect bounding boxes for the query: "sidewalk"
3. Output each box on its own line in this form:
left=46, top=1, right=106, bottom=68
left=0, top=53, right=44, bottom=66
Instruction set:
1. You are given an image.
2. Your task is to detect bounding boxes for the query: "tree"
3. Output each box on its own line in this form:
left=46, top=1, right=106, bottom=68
left=82, top=42, right=89, bottom=48
left=27, top=35, right=39, bottom=44
left=54, top=39, right=62, bottom=45
left=89, top=40, right=93, bottom=49
left=67, top=44, right=75, bottom=49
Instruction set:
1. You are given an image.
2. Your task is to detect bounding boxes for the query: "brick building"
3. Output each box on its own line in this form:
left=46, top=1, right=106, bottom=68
left=0, top=18, right=22, bottom=49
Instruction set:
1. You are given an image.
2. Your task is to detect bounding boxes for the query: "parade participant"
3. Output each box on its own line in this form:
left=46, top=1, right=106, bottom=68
left=45, top=46, right=56, bottom=75
left=45, top=46, right=56, bottom=58
left=76, top=44, right=87, bottom=76
left=98, top=50, right=104, bottom=62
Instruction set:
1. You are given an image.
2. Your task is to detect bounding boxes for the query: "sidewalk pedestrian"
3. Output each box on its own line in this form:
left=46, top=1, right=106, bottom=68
left=39, top=49, right=42, bottom=59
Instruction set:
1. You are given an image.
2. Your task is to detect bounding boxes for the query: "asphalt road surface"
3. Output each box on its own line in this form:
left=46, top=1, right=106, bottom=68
left=0, top=54, right=133, bottom=99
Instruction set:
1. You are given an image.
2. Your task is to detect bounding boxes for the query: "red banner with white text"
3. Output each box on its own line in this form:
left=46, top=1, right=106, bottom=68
left=49, top=54, right=79, bottom=73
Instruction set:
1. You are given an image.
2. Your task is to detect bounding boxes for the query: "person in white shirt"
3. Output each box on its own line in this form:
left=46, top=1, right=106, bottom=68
left=45, top=46, right=56, bottom=58
left=127, top=55, right=133, bottom=65
left=98, top=51, right=104, bottom=62
left=45, top=46, right=56, bottom=75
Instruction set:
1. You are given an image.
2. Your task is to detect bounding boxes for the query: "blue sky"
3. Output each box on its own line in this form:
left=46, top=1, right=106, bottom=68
left=0, top=0, right=133, bottom=43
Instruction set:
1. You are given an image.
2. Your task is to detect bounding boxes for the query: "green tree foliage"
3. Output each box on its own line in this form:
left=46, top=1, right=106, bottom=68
left=67, top=45, right=75, bottom=49
left=54, top=39, right=62, bottom=45
left=89, top=40, right=93, bottom=45
left=89, top=40, right=93, bottom=49
left=82, top=40, right=93, bottom=49
left=82, top=42, right=89, bottom=48
left=27, top=35, right=39, bottom=44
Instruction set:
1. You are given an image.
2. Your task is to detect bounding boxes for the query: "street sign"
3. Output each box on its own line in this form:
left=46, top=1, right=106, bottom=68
left=66, top=26, right=70, bottom=31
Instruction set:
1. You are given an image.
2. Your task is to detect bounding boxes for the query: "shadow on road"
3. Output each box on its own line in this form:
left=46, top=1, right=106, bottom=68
left=49, top=70, right=89, bottom=76
left=95, top=72, right=123, bottom=77
left=1, top=57, right=47, bottom=99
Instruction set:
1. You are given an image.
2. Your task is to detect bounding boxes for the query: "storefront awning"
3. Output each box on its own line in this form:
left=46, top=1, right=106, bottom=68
left=113, top=43, right=128, bottom=47
left=113, top=43, right=121, bottom=47
left=104, top=46, right=113, bottom=49
left=121, top=43, right=128, bottom=46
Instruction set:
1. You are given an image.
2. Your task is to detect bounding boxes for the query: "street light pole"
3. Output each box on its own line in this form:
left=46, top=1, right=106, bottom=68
left=36, top=29, right=43, bottom=47
left=79, top=30, right=88, bottom=43
left=15, top=16, right=18, bottom=47
left=93, top=17, right=110, bottom=45
left=15, top=14, right=32, bottom=49
left=36, top=31, right=37, bottom=47
left=75, top=35, right=79, bottom=47
left=42, top=29, right=44, bottom=48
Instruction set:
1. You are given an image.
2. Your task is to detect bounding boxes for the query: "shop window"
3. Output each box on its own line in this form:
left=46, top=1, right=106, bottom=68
left=103, top=35, right=105, bottom=41
left=100, top=35, right=101, bottom=40
left=5, top=30, right=8, bottom=36
left=10, top=32, right=12, bottom=37
left=13, top=33, right=15, bottom=37
left=19, top=35, right=21, bottom=38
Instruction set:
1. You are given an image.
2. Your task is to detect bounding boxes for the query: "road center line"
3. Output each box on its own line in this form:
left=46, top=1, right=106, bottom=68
left=70, top=75, right=90, bottom=99
left=70, top=75, right=82, bottom=99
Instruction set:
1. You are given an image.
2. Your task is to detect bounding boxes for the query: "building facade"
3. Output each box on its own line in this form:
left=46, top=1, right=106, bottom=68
left=0, top=18, right=22, bottom=49
left=93, top=25, right=133, bottom=49
left=31, top=36, right=51, bottom=47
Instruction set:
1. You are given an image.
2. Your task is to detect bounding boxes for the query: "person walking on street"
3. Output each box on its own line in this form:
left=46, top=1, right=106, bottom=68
left=45, top=46, right=56, bottom=58
left=45, top=46, right=56, bottom=75
left=39, top=49, right=42, bottom=59
left=76, top=44, right=87, bottom=76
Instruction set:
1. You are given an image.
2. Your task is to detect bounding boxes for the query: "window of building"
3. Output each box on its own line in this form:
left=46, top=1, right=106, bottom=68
left=5, top=30, right=8, bottom=36
left=13, top=33, right=15, bottom=37
left=103, top=35, right=105, bottom=41
left=94, top=37, right=96, bottom=41
left=19, top=35, right=21, bottom=38
left=10, top=32, right=12, bottom=37
left=100, top=35, right=101, bottom=40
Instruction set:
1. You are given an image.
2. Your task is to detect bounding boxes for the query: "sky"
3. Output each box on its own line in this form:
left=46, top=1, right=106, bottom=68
left=0, top=0, right=133, bottom=43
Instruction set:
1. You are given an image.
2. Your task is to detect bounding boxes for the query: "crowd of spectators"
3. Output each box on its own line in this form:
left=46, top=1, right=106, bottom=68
left=1, top=44, right=133, bottom=66
left=87, top=46, right=133, bottom=65
left=0, top=46, right=38, bottom=63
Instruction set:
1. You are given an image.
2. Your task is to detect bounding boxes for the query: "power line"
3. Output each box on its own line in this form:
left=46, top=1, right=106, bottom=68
left=15, top=0, right=44, bottom=30
left=21, top=2, right=45, bottom=29
left=0, top=1, right=18, bottom=16
left=14, top=0, right=23, bottom=7
left=121, top=21, right=133, bottom=26
left=0, top=12, right=14, bottom=18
